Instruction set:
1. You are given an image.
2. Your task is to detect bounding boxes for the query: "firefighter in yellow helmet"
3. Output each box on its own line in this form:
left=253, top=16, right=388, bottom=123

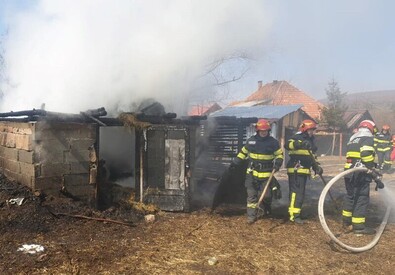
left=231, top=119, right=284, bottom=224
left=374, top=124, right=392, bottom=172
left=343, top=120, right=384, bottom=235
left=284, top=119, right=322, bottom=224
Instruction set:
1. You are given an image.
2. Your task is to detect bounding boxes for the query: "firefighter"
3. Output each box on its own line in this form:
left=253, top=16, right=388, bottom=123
left=231, top=118, right=284, bottom=224
left=343, top=120, right=384, bottom=235
left=284, top=119, right=322, bottom=224
left=374, top=124, right=392, bottom=171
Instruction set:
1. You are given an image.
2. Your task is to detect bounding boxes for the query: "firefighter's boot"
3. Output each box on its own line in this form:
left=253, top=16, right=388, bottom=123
left=247, top=207, right=257, bottom=225
left=263, top=202, right=272, bottom=216
left=353, top=224, right=376, bottom=235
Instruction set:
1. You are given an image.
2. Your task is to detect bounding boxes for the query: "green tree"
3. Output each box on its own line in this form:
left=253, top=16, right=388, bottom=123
left=320, top=78, right=348, bottom=131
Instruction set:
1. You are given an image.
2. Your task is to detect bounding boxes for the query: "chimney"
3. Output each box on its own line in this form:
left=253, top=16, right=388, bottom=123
left=258, top=80, right=263, bottom=89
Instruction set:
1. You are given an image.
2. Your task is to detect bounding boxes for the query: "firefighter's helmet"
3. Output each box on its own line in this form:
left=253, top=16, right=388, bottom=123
left=382, top=124, right=390, bottom=131
left=256, top=119, right=271, bottom=131
left=299, top=119, right=317, bottom=132
left=358, top=120, right=376, bottom=134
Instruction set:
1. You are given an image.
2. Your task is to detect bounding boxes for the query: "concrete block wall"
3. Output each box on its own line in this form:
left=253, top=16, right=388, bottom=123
left=0, top=121, right=97, bottom=202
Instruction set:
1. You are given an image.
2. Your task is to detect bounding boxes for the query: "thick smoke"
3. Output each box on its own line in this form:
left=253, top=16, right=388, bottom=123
left=0, top=0, right=271, bottom=115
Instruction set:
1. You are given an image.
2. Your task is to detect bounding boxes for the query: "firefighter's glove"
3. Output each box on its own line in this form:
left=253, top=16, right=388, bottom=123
left=271, top=181, right=282, bottom=200
left=375, top=179, right=385, bottom=191
left=368, top=169, right=385, bottom=190
left=312, top=163, right=323, bottom=176
left=273, top=158, right=283, bottom=172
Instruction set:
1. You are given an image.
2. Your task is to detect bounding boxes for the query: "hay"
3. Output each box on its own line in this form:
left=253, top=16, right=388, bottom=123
left=118, top=113, right=151, bottom=130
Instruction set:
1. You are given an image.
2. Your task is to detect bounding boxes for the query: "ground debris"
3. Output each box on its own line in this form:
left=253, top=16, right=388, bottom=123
left=0, top=156, right=394, bottom=274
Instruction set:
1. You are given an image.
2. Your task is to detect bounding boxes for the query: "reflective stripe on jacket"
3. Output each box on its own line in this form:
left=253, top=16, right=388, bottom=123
left=284, top=132, right=317, bottom=175
left=234, top=134, right=283, bottom=179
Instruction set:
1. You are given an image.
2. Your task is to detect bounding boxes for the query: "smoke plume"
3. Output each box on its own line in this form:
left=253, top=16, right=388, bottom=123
left=0, top=0, right=271, bottom=115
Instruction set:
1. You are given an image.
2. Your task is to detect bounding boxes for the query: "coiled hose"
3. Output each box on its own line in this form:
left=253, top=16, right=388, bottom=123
left=318, top=167, right=392, bottom=252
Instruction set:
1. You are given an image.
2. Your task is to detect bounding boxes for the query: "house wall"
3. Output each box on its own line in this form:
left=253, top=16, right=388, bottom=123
left=0, top=121, right=97, bottom=202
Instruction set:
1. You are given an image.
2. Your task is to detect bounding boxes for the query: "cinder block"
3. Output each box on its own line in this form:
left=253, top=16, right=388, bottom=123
left=69, top=138, right=95, bottom=151
left=0, top=123, right=8, bottom=132
left=63, top=174, right=90, bottom=187
left=5, top=133, right=16, bottom=148
left=15, top=134, right=33, bottom=150
left=64, top=184, right=95, bottom=197
left=12, top=123, right=34, bottom=135
left=64, top=150, right=91, bottom=163
left=19, top=162, right=40, bottom=178
left=3, top=159, right=20, bottom=173
left=35, top=122, right=97, bottom=140
left=36, top=138, right=70, bottom=150
left=18, top=150, right=36, bottom=164
left=70, top=161, right=90, bottom=174
left=2, top=147, right=18, bottom=160
left=17, top=173, right=34, bottom=188
left=41, top=163, right=70, bottom=177
left=0, top=133, right=6, bottom=146
left=34, top=144, right=65, bottom=163
left=4, top=169, right=18, bottom=181
left=33, top=176, right=62, bottom=191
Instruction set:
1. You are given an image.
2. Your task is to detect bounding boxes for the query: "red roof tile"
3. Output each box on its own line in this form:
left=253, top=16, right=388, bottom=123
left=230, top=81, right=323, bottom=120
left=188, top=103, right=222, bottom=116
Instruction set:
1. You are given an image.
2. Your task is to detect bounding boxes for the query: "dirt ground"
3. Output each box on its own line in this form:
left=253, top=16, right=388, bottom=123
left=1, top=156, right=394, bottom=275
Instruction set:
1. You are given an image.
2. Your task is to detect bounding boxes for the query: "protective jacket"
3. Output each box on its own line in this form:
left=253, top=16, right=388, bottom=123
left=234, top=134, right=283, bottom=179
left=345, top=128, right=376, bottom=170
left=374, top=131, right=392, bottom=153
left=285, top=131, right=317, bottom=175
left=342, top=128, right=376, bottom=229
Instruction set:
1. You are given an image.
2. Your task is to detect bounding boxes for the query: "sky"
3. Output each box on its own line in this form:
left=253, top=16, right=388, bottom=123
left=0, top=0, right=394, bottom=114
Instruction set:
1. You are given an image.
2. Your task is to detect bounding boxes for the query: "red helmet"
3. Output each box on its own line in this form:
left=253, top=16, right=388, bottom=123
left=299, top=119, right=317, bottom=132
left=382, top=124, right=390, bottom=131
left=256, top=119, right=271, bottom=131
left=358, top=120, right=376, bottom=134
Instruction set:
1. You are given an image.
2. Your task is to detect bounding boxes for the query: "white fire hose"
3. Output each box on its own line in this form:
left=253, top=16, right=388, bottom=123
left=318, top=167, right=392, bottom=253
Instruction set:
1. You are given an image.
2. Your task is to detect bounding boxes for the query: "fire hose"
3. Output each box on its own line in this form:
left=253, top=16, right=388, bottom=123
left=318, top=167, right=392, bottom=252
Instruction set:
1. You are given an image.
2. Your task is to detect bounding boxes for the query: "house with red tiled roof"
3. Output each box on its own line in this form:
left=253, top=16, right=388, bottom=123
left=230, top=80, right=324, bottom=121
left=188, top=103, right=222, bottom=116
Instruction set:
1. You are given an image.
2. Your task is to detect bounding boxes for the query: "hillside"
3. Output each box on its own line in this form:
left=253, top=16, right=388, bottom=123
left=321, top=90, right=395, bottom=130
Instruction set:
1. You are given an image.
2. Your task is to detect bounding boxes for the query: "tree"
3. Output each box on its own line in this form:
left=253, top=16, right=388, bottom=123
left=320, top=78, right=348, bottom=131
left=320, top=79, right=348, bottom=156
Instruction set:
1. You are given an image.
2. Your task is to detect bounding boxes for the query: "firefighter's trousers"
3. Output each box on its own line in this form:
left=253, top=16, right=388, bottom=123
left=377, top=150, right=392, bottom=170
left=287, top=173, right=307, bottom=221
left=342, top=172, right=371, bottom=230
left=245, top=174, right=272, bottom=219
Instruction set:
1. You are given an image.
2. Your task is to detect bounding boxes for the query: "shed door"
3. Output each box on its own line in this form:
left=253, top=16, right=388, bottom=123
left=145, top=128, right=190, bottom=212
left=165, top=139, right=185, bottom=190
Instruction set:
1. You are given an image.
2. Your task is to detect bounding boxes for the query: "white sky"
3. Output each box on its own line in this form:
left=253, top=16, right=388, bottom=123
left=0, top=0, right=394, bottom=114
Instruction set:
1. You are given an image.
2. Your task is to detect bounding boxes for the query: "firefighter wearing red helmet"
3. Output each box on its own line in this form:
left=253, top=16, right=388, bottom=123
left=342, top=119, right=383, bottom=235
left=374, top=124, right=392, bottom=171
left=284, top=119, right=321, bottom=224
left=231, top=118, right=284, bottom=224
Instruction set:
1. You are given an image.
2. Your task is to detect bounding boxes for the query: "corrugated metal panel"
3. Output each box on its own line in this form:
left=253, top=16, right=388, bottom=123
left=210, top=104, right=303, bottom=120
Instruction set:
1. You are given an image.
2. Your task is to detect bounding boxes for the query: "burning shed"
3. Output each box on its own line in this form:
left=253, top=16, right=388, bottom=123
left=0, top=106, right=204, bottom=212
left=0, top=109, right=103, bottom=205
